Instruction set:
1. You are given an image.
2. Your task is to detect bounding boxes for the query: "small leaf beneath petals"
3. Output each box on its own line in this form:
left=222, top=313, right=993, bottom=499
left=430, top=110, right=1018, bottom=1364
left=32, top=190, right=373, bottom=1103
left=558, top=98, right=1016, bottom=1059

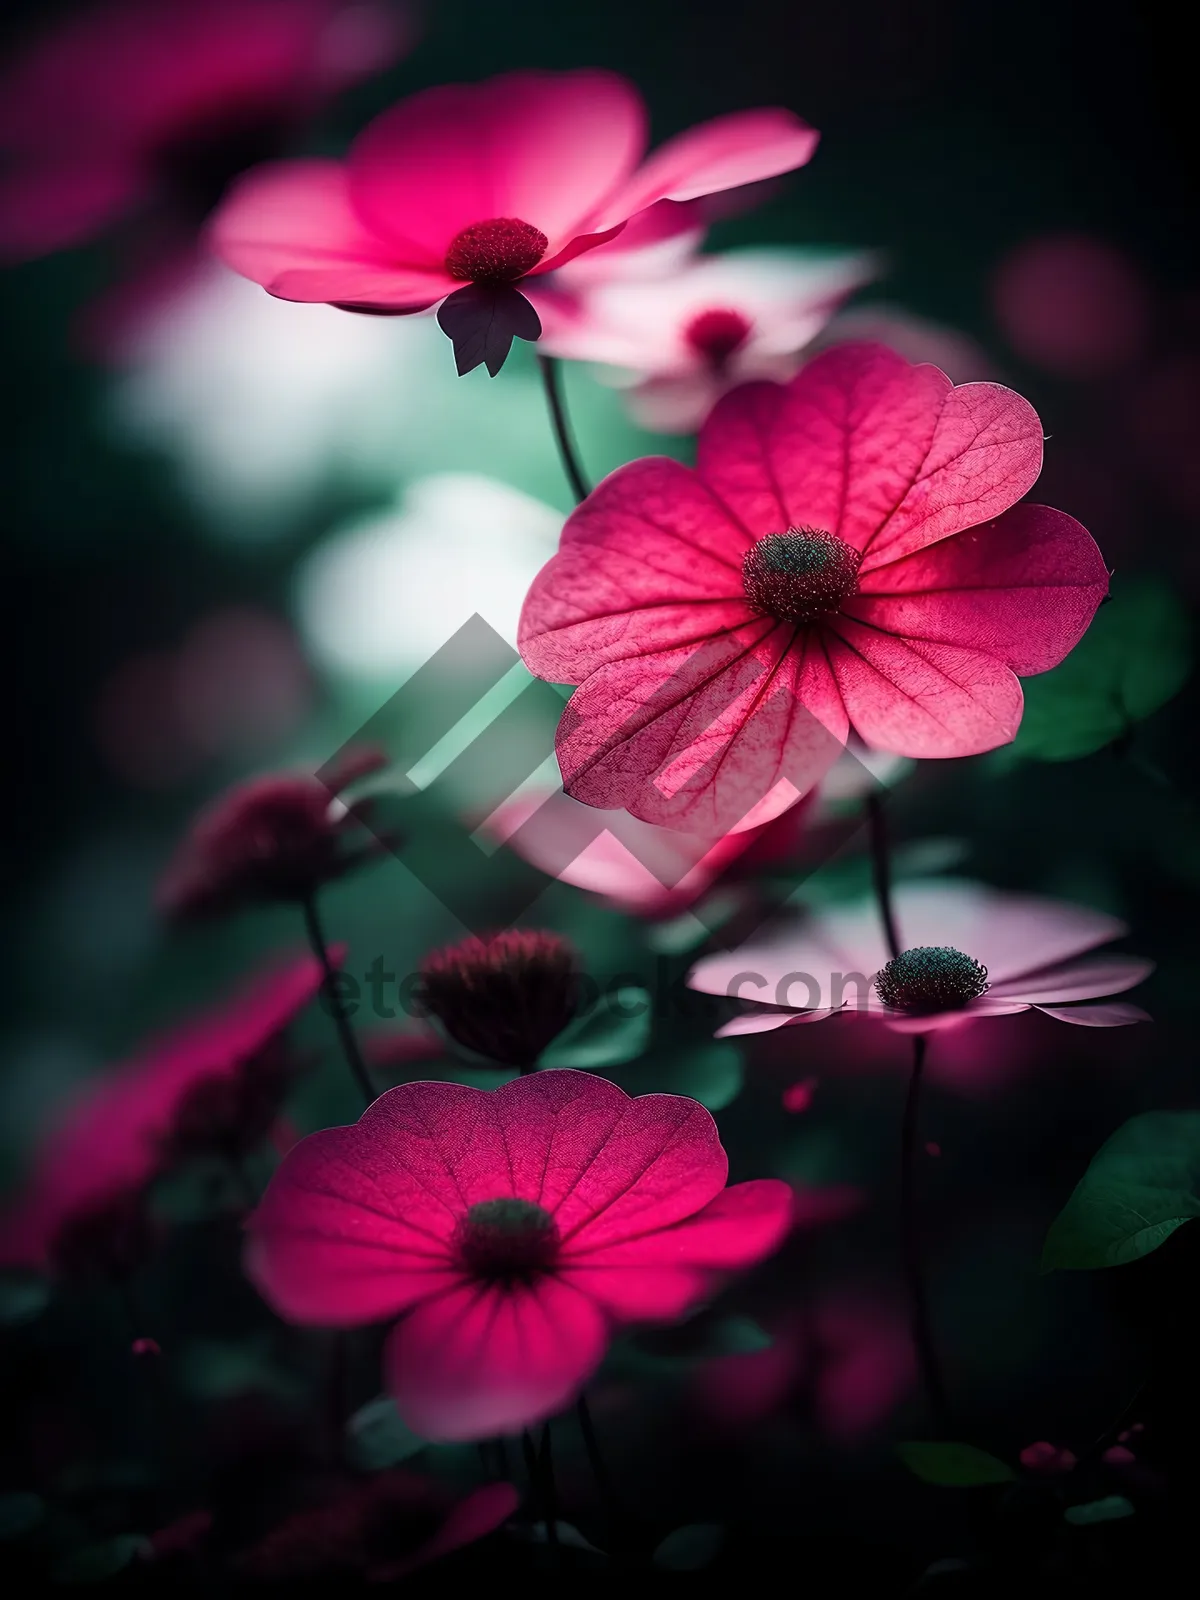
left=539, top=989, right=651, bottom=1069
left=437, top=285, right=542, bottom=376
left=347, top=1393, right=427, bottom=1470
left=897, top=1442, right=1015, bottom=1486
left=1008, top=576, right=1190, bottom=762
left=1064, top=1495, right=1135, bottom=1525
left=1042, top=1110, right=1200, bottom=1270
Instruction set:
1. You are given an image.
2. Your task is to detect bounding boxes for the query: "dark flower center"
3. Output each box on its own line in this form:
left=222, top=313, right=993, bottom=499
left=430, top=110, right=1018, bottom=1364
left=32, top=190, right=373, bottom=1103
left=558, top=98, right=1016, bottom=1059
left=455, top=1198, right=559, bottom=1280
left=742, top=528, right=862, bottom=623
left=444, top=218, right=549, bottom=285
left=684, top=306, right=753, bottom=366
left=874, top=946, right=990, bottom=1014
left=418, top=929, right=580, bottom=1069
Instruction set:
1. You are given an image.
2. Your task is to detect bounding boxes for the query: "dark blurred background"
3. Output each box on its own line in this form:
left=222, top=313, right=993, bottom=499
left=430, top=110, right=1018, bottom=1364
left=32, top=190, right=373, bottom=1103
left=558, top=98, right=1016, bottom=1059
left=2, top=0, right=1198, bottom=1589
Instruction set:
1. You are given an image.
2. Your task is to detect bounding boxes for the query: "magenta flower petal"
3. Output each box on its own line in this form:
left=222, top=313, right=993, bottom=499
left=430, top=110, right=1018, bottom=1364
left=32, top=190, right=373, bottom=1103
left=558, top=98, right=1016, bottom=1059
left=850, top=504, right=1110, bottom=675
left=989, top=953, right=1155, bottom=1003
left=1034, top=1001, right=1151, bottom=1026
left=552, top=626, right=846, bottom=832
left=348, top=71, right=646, bottom=259
left=0, top=163, right=140, bottom=260
left=211, top=160, right=455, bottom=306
left=383, top=1276, right=610, bottom=1440
left=371, top=1482, right=520, bottom=1582
left=588, top=109, right=819, bottom=232
left=880, top=997, right=1032, bottom=1033
left=697, top=343, right=1044, bottom=564
left=715, top=1008, right=840, bottom=1036
left=519, top=456, right=753, bottom=684
left=822, top=621, right=1025, bottom=757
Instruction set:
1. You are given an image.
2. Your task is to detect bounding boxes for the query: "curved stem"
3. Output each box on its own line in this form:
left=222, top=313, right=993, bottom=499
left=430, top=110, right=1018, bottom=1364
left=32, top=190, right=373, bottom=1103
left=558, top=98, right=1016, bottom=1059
left=866, top=792, right=902, bottom=960
left=300, top=891, right=374, bottom=1106
left=538, top=354, right=591, bottom=504
left=901, top=1033, right=951, bottom=1433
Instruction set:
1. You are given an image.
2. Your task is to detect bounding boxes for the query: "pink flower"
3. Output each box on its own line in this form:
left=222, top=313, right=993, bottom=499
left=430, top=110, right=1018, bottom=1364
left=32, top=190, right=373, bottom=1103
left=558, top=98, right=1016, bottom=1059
left=238, top=1471, right=518, bottom=1582
left=0, top=0, right=407, bottom=262
left=519, top=342, right=1109, bottom=834
left=211, top=69, right=818, bottom=372
left=156, top=745, right=390, bottom=922
left=0, top=953, right=328, bottom=1272
left=532, top=248, right=873, bottom=433
left=246, top=1069, right=793, bottom=1439
left=688, top=879, right=1152, bottom=1035
left=417, top=930, right=582, bottom=1070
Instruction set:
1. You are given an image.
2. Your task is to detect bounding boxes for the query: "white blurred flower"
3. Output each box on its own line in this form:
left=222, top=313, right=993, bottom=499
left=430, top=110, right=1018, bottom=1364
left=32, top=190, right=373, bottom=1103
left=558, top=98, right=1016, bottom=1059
left=108, top=265, right=584, bottom=533
left=531, top=247, right=874, bottom=433
left=294, top=473, right=563, bottom=682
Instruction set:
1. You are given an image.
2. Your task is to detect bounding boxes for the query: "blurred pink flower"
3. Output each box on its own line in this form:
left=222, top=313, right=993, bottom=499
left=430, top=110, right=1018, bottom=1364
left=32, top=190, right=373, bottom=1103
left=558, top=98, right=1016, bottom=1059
left=694, top=1293, right=914, bottom=1441
left=0, top=0, right=408, bottom=263
left=212, top=69, right=818, bottom=327
left=247, top=1070, right=793, bottom=1439
left=238, top=1471, right=517, bottom=1582
left=519, top=342, right=1108, bottom=834
left=991, top=233, right=1151, bottom=379
left=1020, top=1441, right=1077, bottom=1474
left=156, top=745, right=390, bottom=922
left=531, top=248, right=873, bottom=433
left=0, top=953, right=329, bottom=1272
left=417, top=929, right=582, bottom=1070
left=688, top=879, right=1152, bottom=1035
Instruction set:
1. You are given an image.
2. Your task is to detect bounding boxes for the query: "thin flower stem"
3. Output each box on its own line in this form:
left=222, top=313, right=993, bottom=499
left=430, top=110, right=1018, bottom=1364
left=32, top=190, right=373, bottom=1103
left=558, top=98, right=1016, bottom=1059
left=576, top=1393, right=621, bottom=1530
left=901, top=1033, right=951, bottom=1434
left=539, top=1423, right=561, bottom=1541
left=521, top=1429, right=558, bottom=1551
left=538, top=354, right=591, bottom=504
left=866, top=792, right=902, bottom=960
left=300, top=891, right=374, bottom=1106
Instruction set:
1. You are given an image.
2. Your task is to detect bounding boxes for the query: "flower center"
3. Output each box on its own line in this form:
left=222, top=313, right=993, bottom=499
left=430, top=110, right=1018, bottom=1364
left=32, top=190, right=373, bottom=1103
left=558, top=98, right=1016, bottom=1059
left=684, top=306, right=753, bottom=366
left=444, top=218, right=549, bottom=286
left=742, top=529, right=862, bottom=623
left=873, top=946, right=990, bottom=1014
left=455, top=1198, right=559, bottom=1280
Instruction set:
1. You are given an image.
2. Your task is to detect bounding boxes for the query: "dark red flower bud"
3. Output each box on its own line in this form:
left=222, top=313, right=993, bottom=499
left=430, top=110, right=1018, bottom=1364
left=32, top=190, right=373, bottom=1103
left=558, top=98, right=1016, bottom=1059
left=418, top=930, right=581, bottom=1070
left=157, top=746, right=392, bottom=923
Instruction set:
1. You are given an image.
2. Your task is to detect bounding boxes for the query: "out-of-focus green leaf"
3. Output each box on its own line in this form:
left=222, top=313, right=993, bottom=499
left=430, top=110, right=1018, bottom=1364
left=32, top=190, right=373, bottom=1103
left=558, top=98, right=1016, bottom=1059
left=897, top=1442, right=1015, bottom=1486
left=51, top=1535, right=149, bottom=1583
left=612, top=1041, right=744, bottom=1110
left=1065, top=1495, right=1135, bottom=1525
left=540, top=989, right=651, bottom=1069
left=0, top=1275, right=49, bottom=1326
left=1042, top=1111, right=1200, bottom=1270
left=0, top=1492, right=45, bottom=1540
left=346, top=1394, right=427, bottom=1470
left=653, top=1524, right=725, bottom=1570
left=1009, top=578, right=1191, bottom=762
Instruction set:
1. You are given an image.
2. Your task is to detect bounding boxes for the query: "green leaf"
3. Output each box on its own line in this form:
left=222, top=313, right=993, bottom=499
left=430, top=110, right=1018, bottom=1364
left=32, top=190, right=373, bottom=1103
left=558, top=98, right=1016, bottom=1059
left=0, top=1275, right=49, bottom=1326
left=897, top=1442, right=1015, bottom=1487
left=1042, top=1111, right=1200, bottom=1271
left=51, top=1535, right=149, bottom=1583
left=346, top=1394, right=428, bottom=1470
left=1010, top=577, right=1191, bottom=762
left=539, top=989, right=651, bottom=1069
left=653, top=1524, right=725, bottom=1570
left=612, top=1041, right=744, bottom=1110
left=0, top=1493, right=45, bottom=1540
left=1064, top=1495, right=1135, bottom=1526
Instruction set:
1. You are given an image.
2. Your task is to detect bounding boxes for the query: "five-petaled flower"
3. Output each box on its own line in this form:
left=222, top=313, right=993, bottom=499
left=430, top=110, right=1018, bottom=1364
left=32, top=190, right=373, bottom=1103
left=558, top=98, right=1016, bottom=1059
left=0, top=954, right=330, bottom=1274
left=688, top=879, right=1152, bottom=1035
left=532, top=247, right=873, bottom=432
left=519, top=342, right=1109, bottom=835
left=246, top=1069, right=795, bottom=1439
left=211, top=69, right=819, bottom=373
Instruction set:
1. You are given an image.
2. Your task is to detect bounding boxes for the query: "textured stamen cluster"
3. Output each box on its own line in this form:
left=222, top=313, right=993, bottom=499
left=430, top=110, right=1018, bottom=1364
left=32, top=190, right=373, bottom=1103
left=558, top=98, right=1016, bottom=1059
left=742, top=528, right=862, bottom=624
left=418, top=929, right=581, bottom=1069
left=684, top=306, right=753, bottom=365
left=444, top=217, right=548, bottom=285
left=874, top=946, right=990, bottom=1014
left=454, top=1198, right=559, bottom=1280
